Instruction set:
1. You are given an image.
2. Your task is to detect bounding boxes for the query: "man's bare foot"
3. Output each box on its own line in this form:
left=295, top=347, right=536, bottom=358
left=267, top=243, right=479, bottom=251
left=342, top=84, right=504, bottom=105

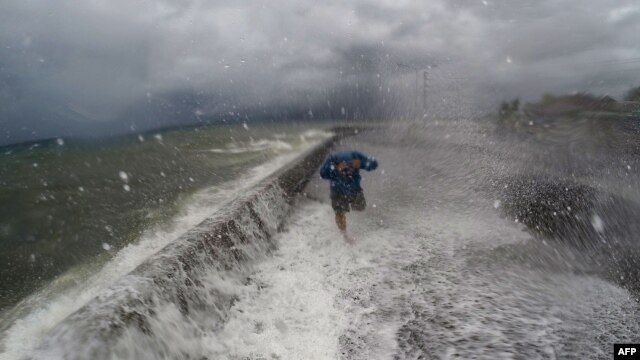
left=342, top=233, right=355, bottom=244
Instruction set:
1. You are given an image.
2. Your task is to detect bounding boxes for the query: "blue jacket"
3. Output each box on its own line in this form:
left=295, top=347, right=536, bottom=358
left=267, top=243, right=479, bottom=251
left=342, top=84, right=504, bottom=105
left=320, top=151, right=378, bottom=194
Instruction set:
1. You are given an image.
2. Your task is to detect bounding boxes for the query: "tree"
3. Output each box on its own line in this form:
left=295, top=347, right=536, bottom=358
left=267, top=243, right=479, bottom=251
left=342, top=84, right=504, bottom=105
left=499, top=98, right=520, bottom=118
left=624, top=86, right=640, bottom=102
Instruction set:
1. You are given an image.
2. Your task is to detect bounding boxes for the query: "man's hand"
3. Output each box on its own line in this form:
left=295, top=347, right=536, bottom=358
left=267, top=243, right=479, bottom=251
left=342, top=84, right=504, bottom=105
left=351, top=159, right=361, bottom=170
left=336, top=161, right=348, bottom=172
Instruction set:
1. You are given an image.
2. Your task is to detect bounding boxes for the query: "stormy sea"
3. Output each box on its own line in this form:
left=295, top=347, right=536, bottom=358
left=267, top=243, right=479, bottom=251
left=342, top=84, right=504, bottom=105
left=2, top=117, right=639, bottom=359
left=0, top=121, right=333, bottom=359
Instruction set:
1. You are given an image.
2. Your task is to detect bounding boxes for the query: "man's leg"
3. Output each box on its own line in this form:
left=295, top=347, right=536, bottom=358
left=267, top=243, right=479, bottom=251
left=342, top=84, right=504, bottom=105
left=351, top=191, right=367, bottom=211
left=331, top=192, right=349, bottom=232
left=335, top=212, right=347, bottom=232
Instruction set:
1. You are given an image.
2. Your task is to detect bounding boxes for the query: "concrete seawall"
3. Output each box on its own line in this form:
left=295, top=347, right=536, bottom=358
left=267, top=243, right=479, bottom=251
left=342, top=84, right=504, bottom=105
left=28, top=127, right=358, bottom=359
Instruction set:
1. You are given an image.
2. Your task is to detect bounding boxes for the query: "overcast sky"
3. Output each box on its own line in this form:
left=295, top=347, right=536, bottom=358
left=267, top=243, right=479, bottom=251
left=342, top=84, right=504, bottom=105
left=1, top=0, right=639, bottom=144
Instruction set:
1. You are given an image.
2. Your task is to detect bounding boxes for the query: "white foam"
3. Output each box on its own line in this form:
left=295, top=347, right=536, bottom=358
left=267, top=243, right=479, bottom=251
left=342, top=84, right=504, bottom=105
left=196, top=200, right=403, bottom=360
left=204, top=202, right=352, bottom=359
left=0, top=132, right=329, bottom=360
left=202, top=197, right=640, bottom=359
left=178, top=151, right=407, bottom=359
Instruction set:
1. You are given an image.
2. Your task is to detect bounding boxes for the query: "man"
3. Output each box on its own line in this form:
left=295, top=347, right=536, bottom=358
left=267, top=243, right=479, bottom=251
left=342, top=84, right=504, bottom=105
left=319, top=150, right=378, bottom=234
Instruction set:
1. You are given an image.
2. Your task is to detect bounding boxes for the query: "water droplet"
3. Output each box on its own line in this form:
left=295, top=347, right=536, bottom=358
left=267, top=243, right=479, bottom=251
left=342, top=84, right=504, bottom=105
left=118, top=171, right=129, bottom=182
left=591, top=214, right=604, bottom=233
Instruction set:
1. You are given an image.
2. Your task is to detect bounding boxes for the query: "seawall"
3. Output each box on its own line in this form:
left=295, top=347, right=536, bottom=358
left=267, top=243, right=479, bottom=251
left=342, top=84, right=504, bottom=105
left=27, top=127, right=357, bottom=359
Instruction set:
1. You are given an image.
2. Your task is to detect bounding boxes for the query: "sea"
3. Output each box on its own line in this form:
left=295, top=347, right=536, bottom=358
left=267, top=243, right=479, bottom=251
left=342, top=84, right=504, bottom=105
left=0, top=121, right=333, bottom=358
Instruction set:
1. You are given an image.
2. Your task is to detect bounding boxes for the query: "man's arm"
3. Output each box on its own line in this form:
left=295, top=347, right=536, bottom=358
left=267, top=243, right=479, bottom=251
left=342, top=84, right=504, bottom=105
left=320, top=156, right=338, bottom=180
left=354, top=152, right=378, bottom=171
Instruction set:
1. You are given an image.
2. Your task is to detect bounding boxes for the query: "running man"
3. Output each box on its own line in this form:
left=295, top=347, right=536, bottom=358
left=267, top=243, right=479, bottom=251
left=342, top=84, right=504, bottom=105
left=320, top=150, right=378, bottom=234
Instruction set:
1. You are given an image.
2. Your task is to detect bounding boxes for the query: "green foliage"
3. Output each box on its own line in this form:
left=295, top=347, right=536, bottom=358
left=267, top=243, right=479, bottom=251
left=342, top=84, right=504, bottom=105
left=496, top=98, right=523, bottom=134
left=523, top=92, right=619, bottom=116
left=499, top=98, right=520, bottom=118
left=624, top=86, right=640, bottom=102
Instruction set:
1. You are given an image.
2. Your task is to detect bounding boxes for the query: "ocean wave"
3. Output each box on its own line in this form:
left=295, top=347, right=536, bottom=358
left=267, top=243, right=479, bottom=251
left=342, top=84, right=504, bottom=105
left=209, top=129, right=333, bottom=154
left=300, top=129, right=334, bottom=140
left=209, top=139, right=294, bottom=154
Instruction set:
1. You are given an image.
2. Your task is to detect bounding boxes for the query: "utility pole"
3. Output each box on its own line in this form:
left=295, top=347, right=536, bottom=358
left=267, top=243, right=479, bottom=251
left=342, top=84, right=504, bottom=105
left=414, top=68, right=419, bottom=110
left=397, top=63, right=435, bottom=115
left=423, top=70, right=428, bottom=111
left=396, top=63, right=419, bottom=110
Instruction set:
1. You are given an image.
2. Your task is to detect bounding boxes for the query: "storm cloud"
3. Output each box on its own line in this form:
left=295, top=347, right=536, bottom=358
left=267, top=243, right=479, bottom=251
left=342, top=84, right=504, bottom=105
left=1, top=0, right=639, bottom=144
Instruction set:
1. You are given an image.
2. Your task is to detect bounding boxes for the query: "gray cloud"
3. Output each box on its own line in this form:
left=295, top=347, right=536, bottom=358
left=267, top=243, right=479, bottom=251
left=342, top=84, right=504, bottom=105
left=1, top=0, right=639, bottom=144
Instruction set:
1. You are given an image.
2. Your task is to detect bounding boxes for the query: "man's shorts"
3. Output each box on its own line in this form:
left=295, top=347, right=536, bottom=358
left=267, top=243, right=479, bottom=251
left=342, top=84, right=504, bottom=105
left=331, top=191, right=366, bottom=213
